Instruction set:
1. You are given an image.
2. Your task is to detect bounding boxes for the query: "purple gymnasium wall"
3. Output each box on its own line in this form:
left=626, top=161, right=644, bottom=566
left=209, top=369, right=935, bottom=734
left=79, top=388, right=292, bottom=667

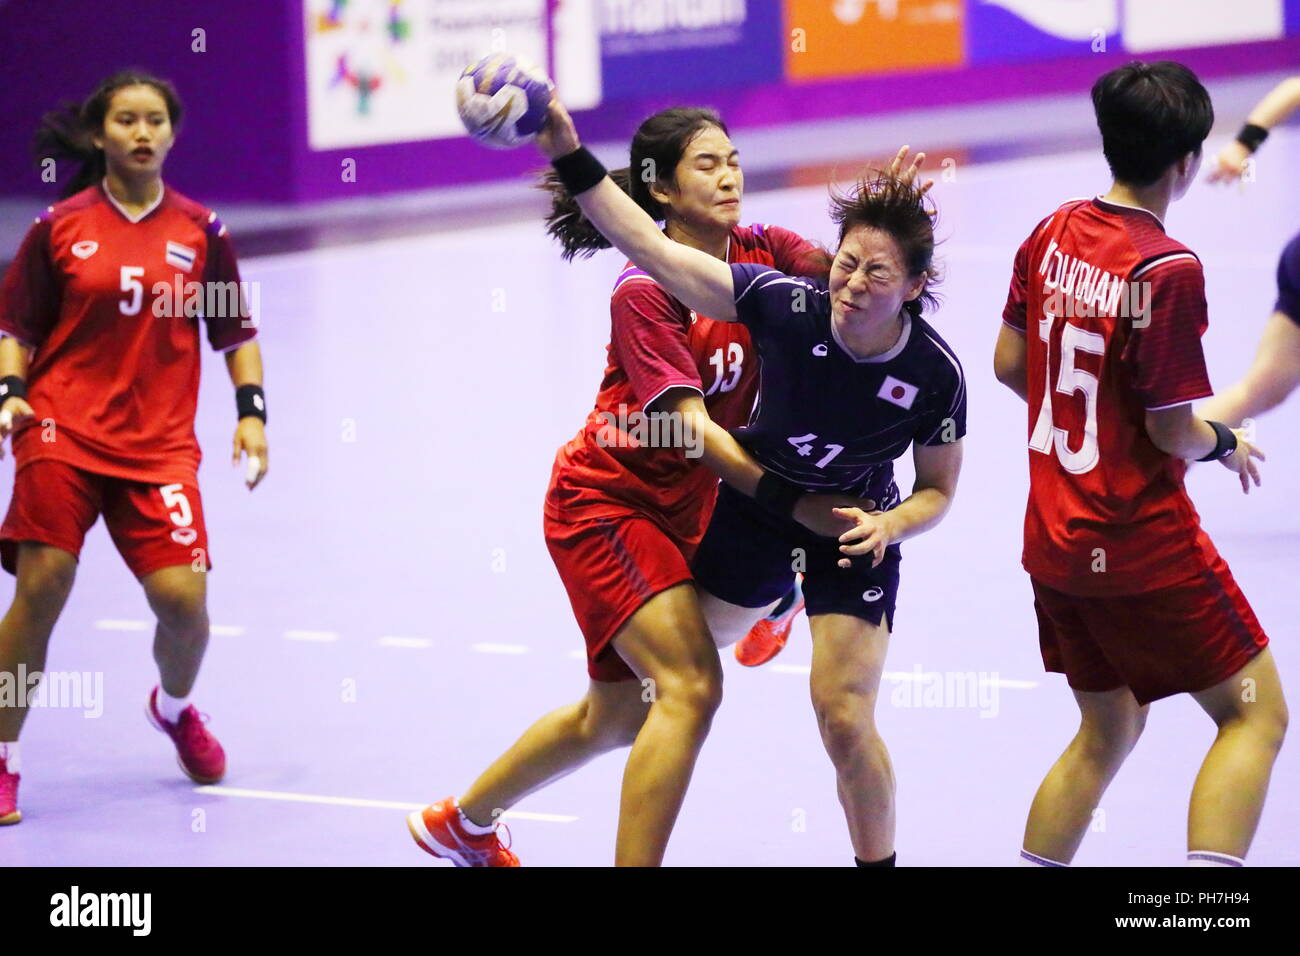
left=0, top=1, right=1297, bottom=204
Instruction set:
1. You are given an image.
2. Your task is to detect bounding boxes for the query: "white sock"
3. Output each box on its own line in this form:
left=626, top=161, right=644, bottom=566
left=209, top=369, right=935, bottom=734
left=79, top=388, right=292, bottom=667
left=0, top=741, right=20, bottom=774
left=157, top=687, right=191, bottom=723
left=1188, top=850, right=1244, bottom=867
left=1019, top=848, right=1069, bottom=867
left=455, top=799, right=495, bottom=835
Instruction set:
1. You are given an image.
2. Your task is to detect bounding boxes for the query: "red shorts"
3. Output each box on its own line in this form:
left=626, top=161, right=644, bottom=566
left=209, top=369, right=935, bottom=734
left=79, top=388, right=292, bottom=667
left=544, top=511, right=695, bottom=683
left=1, top=460, right=211, bottom=578
left=1031, top=556, right=1268, bottom=705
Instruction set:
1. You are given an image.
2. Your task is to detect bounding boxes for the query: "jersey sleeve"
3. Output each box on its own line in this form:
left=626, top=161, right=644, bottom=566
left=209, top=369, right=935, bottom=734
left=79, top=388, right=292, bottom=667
left=610, top=276, right=701, bottom=408
left=0, top=216, right=60, bottom=348
left=918, top=348, right=968, bottom=447
left=731, top=262, right=821, bottom=338
left=1002, top=232, right=1032, bottom=333
left=762, top=224, right=831, bottom=280
left=201, top=214, right=258, bottom=352
left=1122, top=257, right=1213, bottom=409
left=1275, top=233, right=1300, bottom=323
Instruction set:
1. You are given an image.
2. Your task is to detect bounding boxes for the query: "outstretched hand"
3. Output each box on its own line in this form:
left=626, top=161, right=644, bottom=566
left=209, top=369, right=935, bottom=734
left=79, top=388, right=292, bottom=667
left=887, top=145, right=934, bottom=196
left=1219, top=429, right=1264, bottom=494
left=536, top=95, right=581, bottom=160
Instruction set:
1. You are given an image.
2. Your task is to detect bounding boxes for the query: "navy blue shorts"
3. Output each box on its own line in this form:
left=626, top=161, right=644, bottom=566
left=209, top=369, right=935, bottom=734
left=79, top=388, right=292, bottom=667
left=691, top=483, right=901, bottom=629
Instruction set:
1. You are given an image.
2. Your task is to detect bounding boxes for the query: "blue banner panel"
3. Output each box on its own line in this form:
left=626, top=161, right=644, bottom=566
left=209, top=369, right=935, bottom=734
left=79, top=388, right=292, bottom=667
left=967, top=0, right=1119, bottom=63
left=597, top=0, right=783, bottom=100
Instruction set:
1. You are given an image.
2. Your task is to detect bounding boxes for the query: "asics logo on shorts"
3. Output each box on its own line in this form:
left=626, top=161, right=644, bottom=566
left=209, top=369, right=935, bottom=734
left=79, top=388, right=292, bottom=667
left=862, top=587, right=883, bottom=603
left=171, top=528, right=198, bottom=545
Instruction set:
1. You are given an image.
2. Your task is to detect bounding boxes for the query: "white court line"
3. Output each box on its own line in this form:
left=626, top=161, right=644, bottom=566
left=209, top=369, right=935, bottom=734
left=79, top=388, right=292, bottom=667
left=472, top=643, right=529, bottom=655
left=768, top=664, right=1037, bottom=688
left=211, top=625, right=245, bottom=637
left=195, top=785, right=577, bottom=822
left=285, top=630, right=339, bottom=643
left=379, top=636, right=432, bottom=649
left=95, top=619, right=150, bottom=631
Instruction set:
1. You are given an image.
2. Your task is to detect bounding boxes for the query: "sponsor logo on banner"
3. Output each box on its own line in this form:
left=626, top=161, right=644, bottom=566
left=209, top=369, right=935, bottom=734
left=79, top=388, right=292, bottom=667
left=599, top=0, right=783, bottom=98
left=784, top=0, right=964, bottom=81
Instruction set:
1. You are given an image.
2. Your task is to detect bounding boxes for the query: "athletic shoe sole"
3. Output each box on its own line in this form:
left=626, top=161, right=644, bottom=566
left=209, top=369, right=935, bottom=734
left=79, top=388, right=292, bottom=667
left=407, top=809, right=474, bottom=867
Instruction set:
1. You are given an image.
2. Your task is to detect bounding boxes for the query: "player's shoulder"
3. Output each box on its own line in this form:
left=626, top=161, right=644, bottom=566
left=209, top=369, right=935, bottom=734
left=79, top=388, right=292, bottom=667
left=909, top=314, right=965, bottom=379
left=162, top=187, right=228, bottom=239
left=42, top=184, right=103, bottom=224
left=731, top=222, right=798, bottom=251
left=1024, top=197, right=1091, bottom=239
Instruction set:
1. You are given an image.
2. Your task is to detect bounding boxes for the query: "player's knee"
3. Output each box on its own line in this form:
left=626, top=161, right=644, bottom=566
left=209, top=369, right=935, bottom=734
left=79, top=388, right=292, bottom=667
left=15, top=551, right=76, bottom=618
left=579, top=694, right=647, bottom=749
left=813, top=691, right=877, bottom=757
left=655, top=666, right=724, bottom=721
left=1075, top=721, right=1139, bottom=765
left=149, top=583, right=208, bottom=630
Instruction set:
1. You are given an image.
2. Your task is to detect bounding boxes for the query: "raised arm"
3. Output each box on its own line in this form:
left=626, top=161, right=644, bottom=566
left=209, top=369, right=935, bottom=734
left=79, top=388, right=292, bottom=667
left=536, top=97, right=737, bottom=320
left=1208, top=76, right=1300, bottom=183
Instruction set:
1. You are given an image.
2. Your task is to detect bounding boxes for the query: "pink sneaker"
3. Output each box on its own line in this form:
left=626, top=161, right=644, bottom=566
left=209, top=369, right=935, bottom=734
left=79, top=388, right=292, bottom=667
left=146, top=687, right=226, bottom=784
left=0, top=758, right=19, bottom=825
left=408, top=798, right=520, bottom=866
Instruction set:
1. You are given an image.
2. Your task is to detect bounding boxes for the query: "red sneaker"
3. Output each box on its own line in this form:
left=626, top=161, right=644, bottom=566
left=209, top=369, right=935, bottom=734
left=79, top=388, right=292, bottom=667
left=408, top=798, right=520, bottom=867
left=735, top=577, right=805, bottom=667
left=145, top=687, right=226, bottom=784
left=0, top=758, right=19, bottom=825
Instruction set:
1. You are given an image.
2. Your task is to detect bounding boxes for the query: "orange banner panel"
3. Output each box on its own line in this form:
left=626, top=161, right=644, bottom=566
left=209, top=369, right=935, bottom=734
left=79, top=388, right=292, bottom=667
left=784, top=0, right=965, bottom=81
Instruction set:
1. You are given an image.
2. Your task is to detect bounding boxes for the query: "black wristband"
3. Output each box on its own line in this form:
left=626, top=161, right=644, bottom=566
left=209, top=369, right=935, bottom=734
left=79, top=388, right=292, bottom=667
left=754, top=471, right=803, bottom=519
left=1198, top=420, right=1238, bottom=462
left=0, top=375, right=27, bottom=404
left=236, top=384, right=266, bottom=423
left=551, top=146, right=606, bottom=196
left=1236, top=123, right=1269, bottom=153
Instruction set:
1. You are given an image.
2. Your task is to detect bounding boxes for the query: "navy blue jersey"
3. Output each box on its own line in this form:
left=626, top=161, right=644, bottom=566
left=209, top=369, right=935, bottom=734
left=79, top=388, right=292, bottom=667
left=729, top=263, right=966, bottom=507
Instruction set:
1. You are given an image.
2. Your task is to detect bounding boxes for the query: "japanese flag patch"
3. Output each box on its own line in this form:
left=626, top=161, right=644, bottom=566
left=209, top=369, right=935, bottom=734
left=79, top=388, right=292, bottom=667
left=165, top=240, right=196, bottom=273
left=877, top=375, right=918, bottom=410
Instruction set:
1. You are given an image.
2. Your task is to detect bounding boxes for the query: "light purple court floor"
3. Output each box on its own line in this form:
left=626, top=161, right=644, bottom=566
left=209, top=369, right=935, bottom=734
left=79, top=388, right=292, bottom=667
left=3, top=96, right=1298, bottom=867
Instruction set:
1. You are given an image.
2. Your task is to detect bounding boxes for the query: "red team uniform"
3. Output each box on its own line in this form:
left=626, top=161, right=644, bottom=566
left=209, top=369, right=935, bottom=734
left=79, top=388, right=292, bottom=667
left=545, top=223, right=825, bottom=681
left=1003, top=196, right=1268, bottom=704
left=0, top=182, right=256, bottom=577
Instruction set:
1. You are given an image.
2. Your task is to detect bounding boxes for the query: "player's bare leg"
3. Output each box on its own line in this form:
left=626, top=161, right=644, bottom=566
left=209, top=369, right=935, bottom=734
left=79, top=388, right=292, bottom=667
left=1022, top=686, right=1147, bottom=863
left=457, top=678, right=649, bottom=825
left=696, top=587, right=778, bottom=649
left=1187, top=647, right=1288, bottom=859
left=609, top=582, right=724, bottom=866
left=141, top=565, right=209, bottom=698
left=808, top=612, right=894, bottom=862
left=0, top=544, right=77, bottom=741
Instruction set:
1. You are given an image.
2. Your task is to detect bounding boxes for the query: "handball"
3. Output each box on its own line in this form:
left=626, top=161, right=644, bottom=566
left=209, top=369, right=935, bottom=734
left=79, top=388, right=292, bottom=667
left=455, top=53, right=553, bottom=149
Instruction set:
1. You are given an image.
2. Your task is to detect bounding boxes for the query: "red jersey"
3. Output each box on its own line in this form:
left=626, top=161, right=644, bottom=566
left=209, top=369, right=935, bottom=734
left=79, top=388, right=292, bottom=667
left=546, top=223, right=826, bottom=544
left=1002, top=197, right=1219, bottom=596
left=0, top=182, right=257, bottom=485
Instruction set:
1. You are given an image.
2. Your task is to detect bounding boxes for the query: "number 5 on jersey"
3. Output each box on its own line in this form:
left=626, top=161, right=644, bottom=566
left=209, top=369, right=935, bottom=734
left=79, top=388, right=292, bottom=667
left=1030, top=313, right=1105, bottom=475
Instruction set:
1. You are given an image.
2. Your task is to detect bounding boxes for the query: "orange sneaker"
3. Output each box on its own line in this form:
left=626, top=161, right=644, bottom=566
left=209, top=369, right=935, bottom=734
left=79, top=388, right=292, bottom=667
left=407, top=798, right=520, bottom=867
left=735, top=576, right=804, bottom=667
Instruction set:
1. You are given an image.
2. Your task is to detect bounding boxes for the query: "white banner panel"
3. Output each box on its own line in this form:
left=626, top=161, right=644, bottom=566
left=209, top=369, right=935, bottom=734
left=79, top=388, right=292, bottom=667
left=1123, top=0, right=1283, bottom=52
left=305, top=0, right=549, bottom=150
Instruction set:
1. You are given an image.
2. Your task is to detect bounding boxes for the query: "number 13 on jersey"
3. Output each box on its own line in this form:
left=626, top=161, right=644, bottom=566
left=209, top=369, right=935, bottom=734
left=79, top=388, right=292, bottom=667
left=1029, top=312, right=1105, bottom=475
